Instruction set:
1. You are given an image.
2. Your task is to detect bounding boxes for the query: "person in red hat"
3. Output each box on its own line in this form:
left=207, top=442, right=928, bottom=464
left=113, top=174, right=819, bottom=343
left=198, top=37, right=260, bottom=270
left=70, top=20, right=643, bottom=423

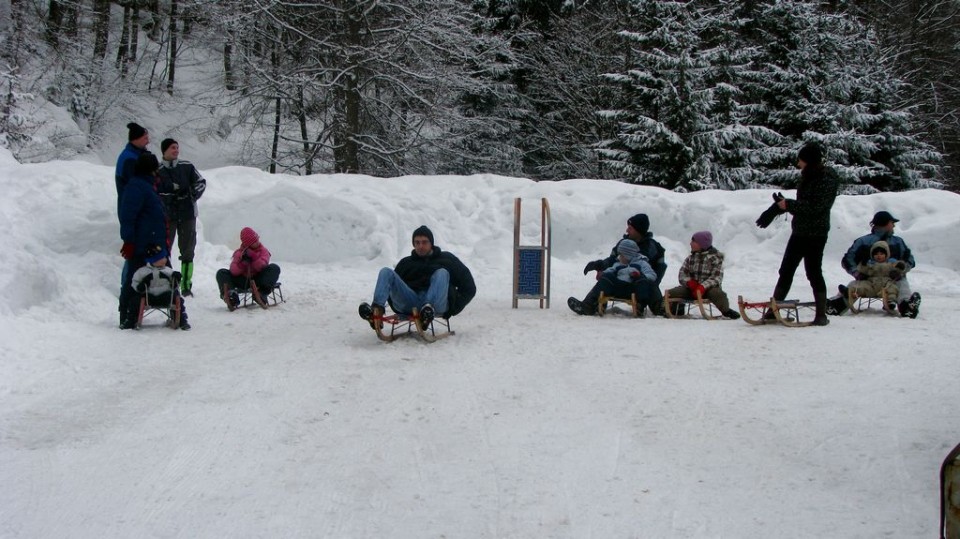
left=215, top=227, right=281, bottom=309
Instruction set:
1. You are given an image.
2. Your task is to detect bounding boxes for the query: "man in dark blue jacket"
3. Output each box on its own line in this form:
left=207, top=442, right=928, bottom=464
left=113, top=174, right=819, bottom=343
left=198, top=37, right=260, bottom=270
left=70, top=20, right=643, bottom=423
left=827, top=210, right=921, bottom=318
left=118, top=153, right=167, bottom=329
left=115, top=122, right=151, bottom=215
left=358, top=225, right=476, bottom=329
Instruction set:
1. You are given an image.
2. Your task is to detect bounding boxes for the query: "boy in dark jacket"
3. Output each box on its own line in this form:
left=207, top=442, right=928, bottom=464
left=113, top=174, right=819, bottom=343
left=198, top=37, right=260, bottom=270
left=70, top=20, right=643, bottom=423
left=358, top=225, right=476, bottom=329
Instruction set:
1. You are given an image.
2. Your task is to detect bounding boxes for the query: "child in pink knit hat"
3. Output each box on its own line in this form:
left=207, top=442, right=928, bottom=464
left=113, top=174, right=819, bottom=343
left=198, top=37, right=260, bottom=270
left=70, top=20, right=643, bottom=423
left=215, top=227, right=281, bottom=309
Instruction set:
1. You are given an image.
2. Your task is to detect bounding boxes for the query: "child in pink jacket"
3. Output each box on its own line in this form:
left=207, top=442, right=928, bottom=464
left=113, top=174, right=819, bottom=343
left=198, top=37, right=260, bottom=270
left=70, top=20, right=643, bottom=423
left=215, top=227, right=281, bottom=309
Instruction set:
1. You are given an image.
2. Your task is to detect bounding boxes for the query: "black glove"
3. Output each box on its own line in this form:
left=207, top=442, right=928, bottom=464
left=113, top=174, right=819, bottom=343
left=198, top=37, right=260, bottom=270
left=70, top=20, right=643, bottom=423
left=895, top=261, right=906, bottom=271
left=583, top=260, right=603, bottom=275
left=888, top=269, right=902, bottom=281
left=755, top=202, right=782, bottom=229
left=241, top=250, right=252, bottom=262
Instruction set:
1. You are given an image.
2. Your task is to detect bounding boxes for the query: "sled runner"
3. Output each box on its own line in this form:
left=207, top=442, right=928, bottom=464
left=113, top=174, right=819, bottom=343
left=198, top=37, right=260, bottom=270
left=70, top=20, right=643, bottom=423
left=597, top=291, right=641, bottom=317
left=769, top=298, right=817, bottom=327
left=663, top=290, right=721, bottom=320
left=137, top=275, right=182, bottom=330
left=846, top=287, right=896, bottom=315
left=221, top=282, right=285, bottom=311
left=366, top=307, right=454, bottom=343
left=738, top=296, right=810, bottom=326
left=738, top=296, right=779, bottom=325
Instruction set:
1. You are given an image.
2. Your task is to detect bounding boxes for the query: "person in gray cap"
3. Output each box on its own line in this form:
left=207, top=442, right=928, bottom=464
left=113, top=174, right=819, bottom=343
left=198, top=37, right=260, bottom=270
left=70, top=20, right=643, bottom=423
left=826, top=210, right=921, bottom=318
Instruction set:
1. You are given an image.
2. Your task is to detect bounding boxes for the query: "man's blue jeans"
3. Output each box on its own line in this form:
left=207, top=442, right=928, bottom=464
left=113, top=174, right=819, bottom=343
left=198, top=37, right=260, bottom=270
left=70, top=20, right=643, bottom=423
left=373, top=267, right=449, bottom=315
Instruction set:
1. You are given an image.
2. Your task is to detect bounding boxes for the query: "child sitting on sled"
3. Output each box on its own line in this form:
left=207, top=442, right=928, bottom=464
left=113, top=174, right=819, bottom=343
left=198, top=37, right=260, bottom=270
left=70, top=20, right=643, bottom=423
left=567, top=238, right=662, bottom=316
left=215, top=227, right=282, bottom=309
left=663, top=231, right=740, bottom=319
left=849, top=240, right=908, bottom=309
left=130, top=245, right=191, bottom=330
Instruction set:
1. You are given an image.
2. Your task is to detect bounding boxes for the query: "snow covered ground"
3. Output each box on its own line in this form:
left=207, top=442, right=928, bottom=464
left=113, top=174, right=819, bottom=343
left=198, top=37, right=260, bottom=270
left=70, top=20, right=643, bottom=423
left=2, top=147, right=959, bottom=538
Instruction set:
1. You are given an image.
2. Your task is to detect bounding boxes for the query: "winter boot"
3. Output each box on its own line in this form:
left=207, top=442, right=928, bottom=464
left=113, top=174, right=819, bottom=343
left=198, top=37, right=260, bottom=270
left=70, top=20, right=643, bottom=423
left=418, top=304, right=435, bottom=329
left=811, top=291, right=830, bottom=326
left=722, top=309, right=741, bottom=320
left=906, top=292, right=921, bottom=318
left=826, top=285, right=849, bottom=316
left=181, top=262, right=194, bottom=296
left=359, top=302, right=385, bottom=330
left=567, top=297, right=595, bottom=316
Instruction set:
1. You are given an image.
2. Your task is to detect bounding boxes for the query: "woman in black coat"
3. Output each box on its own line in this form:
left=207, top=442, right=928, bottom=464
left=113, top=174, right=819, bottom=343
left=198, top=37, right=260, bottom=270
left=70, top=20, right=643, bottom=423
left=768, top=143, right=840, bottom=326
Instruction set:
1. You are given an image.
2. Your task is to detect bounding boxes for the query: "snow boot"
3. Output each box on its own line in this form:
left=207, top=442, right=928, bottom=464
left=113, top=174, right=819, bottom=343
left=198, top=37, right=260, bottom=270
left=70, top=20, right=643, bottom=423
left=418, top=304, right=435, bottom=329
left=811, top=291, right=830, bottom=326
left=181, top=261, right=194, bottom=296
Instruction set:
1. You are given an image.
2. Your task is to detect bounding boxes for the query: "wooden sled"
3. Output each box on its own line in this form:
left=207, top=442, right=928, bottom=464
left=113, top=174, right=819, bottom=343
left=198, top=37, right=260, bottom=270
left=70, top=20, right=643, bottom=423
left=370, top=307, right=454, bottom=343
left=597, top=292, right=641, bottom=317
left=663, top=290, right=721, bottom=320
left=738, top=296, right=779, bottom=325
left=770, top=298, right=817, bottom=327
left=738, top=296, right=811, bottom=326
left=137, top=292, right=181, bottom=329
left=847, top=287, right=896, bottom=315
left=222, top=282, right=285, bottom=311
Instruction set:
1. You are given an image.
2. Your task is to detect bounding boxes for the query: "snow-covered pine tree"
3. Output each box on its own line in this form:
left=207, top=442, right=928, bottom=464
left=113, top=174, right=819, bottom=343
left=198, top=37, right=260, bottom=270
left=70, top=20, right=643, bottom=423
left=740, top=0, right=941, bottom=191
left=597, top=0, right=776, bottom=190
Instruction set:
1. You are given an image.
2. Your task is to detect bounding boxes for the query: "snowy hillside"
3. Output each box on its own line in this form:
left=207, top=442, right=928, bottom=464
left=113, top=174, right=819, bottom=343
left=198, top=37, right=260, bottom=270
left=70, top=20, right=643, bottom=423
left=1, top=148, right=959, bottom=538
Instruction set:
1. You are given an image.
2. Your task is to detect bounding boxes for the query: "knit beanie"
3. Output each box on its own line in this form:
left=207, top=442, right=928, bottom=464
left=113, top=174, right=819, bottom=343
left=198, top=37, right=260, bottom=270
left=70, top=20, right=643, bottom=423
left=617, top=239, right=640, bottom=259
left=798, top=143, right=823, bottom=166
left=145, top=245, right=167, bottom=264
left=160, top=138, right=177, bottom=154
left=627, top=213, right=650, bottom=235
left=240, top=227, right=260, bottom=247
left=692, top=231, right=713, bottom=250
left=412, top=225, right=434, bottom=246
left=133, top=152, right=159, bottom=176
left=127, top=122, right=147, bottom=141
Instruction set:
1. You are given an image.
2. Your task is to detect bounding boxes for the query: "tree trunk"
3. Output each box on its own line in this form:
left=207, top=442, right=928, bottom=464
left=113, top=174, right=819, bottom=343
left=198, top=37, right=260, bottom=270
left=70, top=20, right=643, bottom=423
left=223, top=31, right=236, bottom=90
left=93, top=0, right=110, bottom=61
left=45, top=0, right=63, bottom=49
left=167, top=0, right=178, bottom=95
left=338, top=7, right=362, bottom=174
left=131, top=4, right=140, bottom=64
left=5, top=0, right=24, bottom=65
left=116, top=5, right=131, bottom=72
left=270, top=96, right=281, bottom=174
left=296, top=85, right=313, bottom=175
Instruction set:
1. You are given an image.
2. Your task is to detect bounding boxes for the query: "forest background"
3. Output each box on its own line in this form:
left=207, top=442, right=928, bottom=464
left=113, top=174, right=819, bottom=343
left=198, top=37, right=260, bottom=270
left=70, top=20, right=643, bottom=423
left=1, top=0, right=958, bottom=193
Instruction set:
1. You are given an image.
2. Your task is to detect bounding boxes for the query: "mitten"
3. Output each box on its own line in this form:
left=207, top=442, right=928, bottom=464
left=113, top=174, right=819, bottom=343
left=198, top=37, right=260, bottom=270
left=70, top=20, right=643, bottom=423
left=241, top=250, right=253, bottom=263
left=687, top=279, right=706, bottom=297
left=630, top=270, right=641, bottom=280
left=895, top=261, right=906, bottom=271
left=888, top=269, right=902, bottom=281
left=755, top=202, right=782, bottom=229
left=120, top=242, right=135, bottom=259
left=583, top=260, right=603, bottom=275
left=854, top=271, right=867, bottom=280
